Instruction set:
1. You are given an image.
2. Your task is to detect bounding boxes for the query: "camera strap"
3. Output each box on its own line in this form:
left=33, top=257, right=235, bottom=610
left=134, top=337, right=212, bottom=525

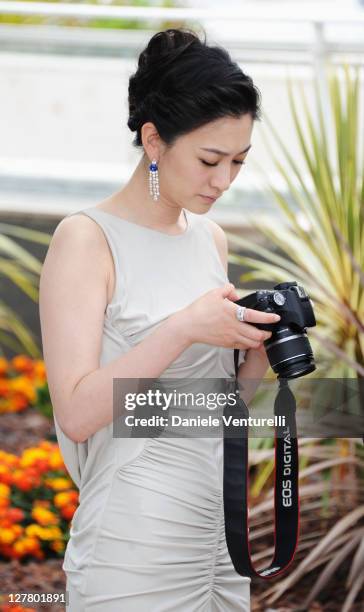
left=223, top=350, right=300, bottom=579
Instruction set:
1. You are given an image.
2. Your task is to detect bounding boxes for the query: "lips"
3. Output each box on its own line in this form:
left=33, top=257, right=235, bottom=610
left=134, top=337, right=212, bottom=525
left=200, top=194, right=218, bottom=201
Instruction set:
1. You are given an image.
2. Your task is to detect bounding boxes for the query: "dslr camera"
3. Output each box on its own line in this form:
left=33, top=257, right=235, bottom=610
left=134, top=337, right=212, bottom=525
left=235, top=281, right=316, bottom=379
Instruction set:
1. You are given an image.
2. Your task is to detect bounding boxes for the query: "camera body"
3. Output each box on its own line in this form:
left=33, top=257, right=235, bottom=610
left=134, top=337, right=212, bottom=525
left=235, top=281, right=316, bottom=379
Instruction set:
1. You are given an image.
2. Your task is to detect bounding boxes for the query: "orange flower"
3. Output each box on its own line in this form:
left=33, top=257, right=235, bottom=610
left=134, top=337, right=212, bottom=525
left=53, top=492, right=72, bottom=508
left=38, top=440, right=53, bottom=451
left=60, top=504, right=77, bottom=521
left=20, top=447, right=48, bottom=469
left=24, top=524, right=43, bottom=538
left=0, top=451, right=18, bottom=468
left=12, top=470, right=41, bottom=492
left=54, top=490, right=78, bottom=508
left=0, top=483, right=11, bottom=500
left=0, top=487, right=10, bottom=508
left=12, top=536, right=40, bottom=557
left=0, top=543, right=17, bottom=559
left=11, top=524, right=23, bottom=538
left=9, top=395, right=29, bottom=412
left=22, top=536, right=42, bottom=552
left=68, top=490, right=79, bottom=503
left=48, top=449, right=65, bottom=470
left=0, top=379, right=10, bottom=395
left=33, top=360, right=47, bottom=382
left=0, top=465, right=13, bottom=486
left=45, top=477, right=73, bottom=491
left=0, top=527, right=17, bottom=545
left=0, top=356, right=48, bottom=414
left=11, top=355, right=34, bottom=373
left=35, top=459, right=49, bottom=474
left=0, top=356, right=8, bottom=375
left=50, top=539, right=65, bottom=553
left=31, top=506, right=59, bottom=527
left=5, top=508, right=25, bottom=524
left=10, top=377, right=36, bottom=403
left=25, top=524, right=62, bottom=541
left=0, top=402, right=10, bottom=415
left=33, top=548, right=45, bottom=560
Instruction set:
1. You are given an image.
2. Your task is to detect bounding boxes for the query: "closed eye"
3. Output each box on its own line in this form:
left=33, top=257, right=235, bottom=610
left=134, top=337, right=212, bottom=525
left=200, top=160, right=245, bottom=167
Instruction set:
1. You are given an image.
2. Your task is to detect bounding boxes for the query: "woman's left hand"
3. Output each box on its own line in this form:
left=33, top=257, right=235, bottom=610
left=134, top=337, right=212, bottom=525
left=237, top=343, right=270, bottom=405
left=246, top=343, right=269, bottom=364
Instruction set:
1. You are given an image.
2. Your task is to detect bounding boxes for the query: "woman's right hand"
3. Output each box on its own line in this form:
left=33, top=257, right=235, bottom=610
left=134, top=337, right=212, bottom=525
left=179, top=283, right=281, bottom=351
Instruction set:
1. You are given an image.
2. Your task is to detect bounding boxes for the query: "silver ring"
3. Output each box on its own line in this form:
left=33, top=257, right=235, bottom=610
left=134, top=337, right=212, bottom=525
left=236, top=306, right=246, bottom=322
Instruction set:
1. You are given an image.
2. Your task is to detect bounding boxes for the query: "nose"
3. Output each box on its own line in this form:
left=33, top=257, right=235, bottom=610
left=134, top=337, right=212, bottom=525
left=210, top=164, right=231, bottom=193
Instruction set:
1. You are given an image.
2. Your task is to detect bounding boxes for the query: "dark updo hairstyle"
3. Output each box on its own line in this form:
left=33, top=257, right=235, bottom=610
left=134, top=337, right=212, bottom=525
left=127, top=27, right=261, bottom=149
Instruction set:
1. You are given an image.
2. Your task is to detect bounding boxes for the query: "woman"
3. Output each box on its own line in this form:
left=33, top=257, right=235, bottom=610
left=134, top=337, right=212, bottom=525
left=39, top=28, right=280, bottom=611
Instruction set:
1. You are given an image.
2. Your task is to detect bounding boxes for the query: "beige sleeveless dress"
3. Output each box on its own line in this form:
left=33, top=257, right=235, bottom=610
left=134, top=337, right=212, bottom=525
left=53, top=206, right=250, bottom=611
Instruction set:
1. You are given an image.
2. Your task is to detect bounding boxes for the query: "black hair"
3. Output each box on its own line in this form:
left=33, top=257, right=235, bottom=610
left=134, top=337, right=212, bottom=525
left=127, top=27, right=261, bottom=149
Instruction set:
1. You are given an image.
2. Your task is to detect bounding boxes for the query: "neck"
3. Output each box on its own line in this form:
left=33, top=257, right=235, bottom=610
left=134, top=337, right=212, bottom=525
left=112, top=154, right=185, bottom=231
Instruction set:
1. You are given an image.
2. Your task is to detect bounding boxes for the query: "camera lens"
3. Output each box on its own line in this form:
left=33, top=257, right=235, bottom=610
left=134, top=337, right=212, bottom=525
left=264, top=327, right=316, bottom=379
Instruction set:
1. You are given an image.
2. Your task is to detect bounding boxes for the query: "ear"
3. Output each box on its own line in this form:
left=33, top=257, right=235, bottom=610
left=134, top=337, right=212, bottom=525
left=141, top=122, right=163, bottom=161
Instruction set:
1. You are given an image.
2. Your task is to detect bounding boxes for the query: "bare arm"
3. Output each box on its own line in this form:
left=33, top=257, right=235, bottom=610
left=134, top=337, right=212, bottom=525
left=39, top=215, right=191, bottom=444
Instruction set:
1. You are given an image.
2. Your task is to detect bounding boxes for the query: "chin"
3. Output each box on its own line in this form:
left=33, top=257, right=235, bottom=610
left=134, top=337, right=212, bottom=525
left=185, top=201, right=213, bottom=214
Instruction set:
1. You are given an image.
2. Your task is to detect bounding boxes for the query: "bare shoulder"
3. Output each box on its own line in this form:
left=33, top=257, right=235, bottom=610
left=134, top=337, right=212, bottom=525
left=205, top=218, right=228, bottom=272
left=51, top=212, right=109, bottom=251
left=46, top=213, right=112, bottom=273
left=40, top=212, right=115, bottom=302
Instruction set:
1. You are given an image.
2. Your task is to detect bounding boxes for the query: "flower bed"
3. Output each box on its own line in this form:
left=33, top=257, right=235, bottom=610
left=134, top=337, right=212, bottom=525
left=0, top=356, right=48, bottom=415
left=0, top=442, right=78, bottom=562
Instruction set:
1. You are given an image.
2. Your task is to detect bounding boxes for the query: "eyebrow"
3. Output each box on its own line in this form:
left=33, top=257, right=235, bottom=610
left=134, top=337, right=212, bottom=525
left=199, top=145, right=252, bottom=156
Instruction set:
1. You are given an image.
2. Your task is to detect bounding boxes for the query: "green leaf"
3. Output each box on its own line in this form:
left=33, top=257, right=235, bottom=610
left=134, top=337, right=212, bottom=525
left=230, top=64, right=364, bottom=377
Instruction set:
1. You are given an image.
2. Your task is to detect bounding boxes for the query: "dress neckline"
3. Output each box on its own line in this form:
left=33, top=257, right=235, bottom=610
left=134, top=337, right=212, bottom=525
left=89, top=207, right=191, bottom=238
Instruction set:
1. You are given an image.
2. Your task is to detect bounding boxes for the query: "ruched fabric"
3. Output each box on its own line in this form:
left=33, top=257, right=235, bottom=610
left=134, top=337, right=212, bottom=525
left=54, top=206, right=250, bottom=610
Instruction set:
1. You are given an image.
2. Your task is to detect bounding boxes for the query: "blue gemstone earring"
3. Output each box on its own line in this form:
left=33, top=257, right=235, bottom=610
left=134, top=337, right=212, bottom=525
left=149, top=159, right=160, bottom=201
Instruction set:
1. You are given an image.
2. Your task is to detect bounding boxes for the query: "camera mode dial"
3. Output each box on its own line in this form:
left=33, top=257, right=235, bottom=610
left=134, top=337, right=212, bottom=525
left=273, top=291, right=286, bottom=306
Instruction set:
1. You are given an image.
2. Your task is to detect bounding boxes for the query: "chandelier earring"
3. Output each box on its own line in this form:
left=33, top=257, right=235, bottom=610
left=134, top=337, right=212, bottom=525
left=148, top=159, right=160, bottom=201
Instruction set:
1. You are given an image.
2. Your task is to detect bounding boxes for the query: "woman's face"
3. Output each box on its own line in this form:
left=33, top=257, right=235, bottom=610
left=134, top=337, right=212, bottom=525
left=158, top=114, right=254, bottom=213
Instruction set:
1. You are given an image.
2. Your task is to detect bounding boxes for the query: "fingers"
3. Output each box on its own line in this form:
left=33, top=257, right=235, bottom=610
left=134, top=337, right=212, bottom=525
left=238, top=322, right=272, bottom=342
left=234, top=340, right=262, bottom=350
left=220, top=283, right=236, bottom=299
left=233, top=335, right=265, bottom=350
left=220, top=283, right=241, bottom=302
left=242, top=308, right=281, bottom=325
left=224, top=283, right=240, bottom=301
left=237, top=323, right=272, bottom=344
left=232, top=304, right=277, bottom=347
